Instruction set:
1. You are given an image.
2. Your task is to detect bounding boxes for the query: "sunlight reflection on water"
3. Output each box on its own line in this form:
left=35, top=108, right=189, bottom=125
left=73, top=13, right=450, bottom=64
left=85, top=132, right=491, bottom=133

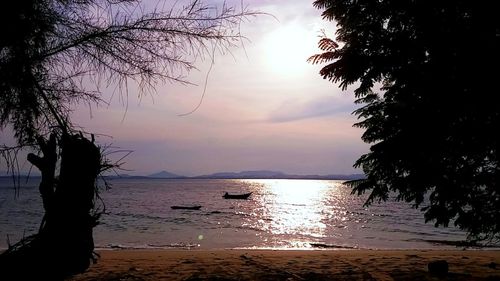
left=250, top=179, right=333, bottom=238
left=0, top=178, right=469, bottom=250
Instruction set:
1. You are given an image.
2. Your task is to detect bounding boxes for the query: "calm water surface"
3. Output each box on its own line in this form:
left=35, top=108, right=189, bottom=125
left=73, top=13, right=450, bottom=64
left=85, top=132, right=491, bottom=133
left=0, top=178, right=467, bottom=250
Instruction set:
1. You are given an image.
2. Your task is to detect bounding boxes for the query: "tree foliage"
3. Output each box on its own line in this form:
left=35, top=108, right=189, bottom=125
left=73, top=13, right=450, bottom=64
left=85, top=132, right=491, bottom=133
left=1, top=0, right=254, bottom=145
left=310, top=0, right=499, bottom=242
left=0, top=1, right=255, bottom=278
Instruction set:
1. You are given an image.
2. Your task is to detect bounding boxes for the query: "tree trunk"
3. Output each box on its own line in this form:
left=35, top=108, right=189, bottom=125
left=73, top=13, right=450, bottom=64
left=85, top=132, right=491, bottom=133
left=0, top=133, right=101, bottom=280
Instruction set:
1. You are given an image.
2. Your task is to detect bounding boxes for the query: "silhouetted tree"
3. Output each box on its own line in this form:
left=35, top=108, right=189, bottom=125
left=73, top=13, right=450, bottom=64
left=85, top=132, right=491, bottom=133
left=309, top=1, right=499, bottom=243
left=0, top=0, right=254, bottom=279
left=1, top=0, right=252, bottom=144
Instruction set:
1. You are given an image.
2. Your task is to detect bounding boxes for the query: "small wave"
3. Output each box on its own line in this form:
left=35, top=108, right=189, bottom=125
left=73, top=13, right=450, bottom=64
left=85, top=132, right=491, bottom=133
left=235, top=212, right=252, bottom=217
left=406, top=238, right=500, bottom=248
left=382, top=227, right=438, bottom=236
left=98, top=242, right=200, bottom=250
left=100, top=222, right=127, bottom=231
left=309, top=242, right=357, bottom=249
left=235, top=225, right=265, bottom=232
left=283, top=203, right=307, bottom=207
left=201, top=210, right=253, bottom=218
left=202, top=210, right=235, bottom=216
left=100, top=244, right=137, bottom=250
left=171, top=217, right=190, bottom=224
left=147, top=242, right=200, bottom=249
left=112, top=211, right=165, bottom=221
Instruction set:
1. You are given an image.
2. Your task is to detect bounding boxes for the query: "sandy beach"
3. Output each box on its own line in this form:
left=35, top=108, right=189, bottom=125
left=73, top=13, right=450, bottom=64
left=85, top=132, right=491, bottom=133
left=68, top=249, right=500, bottom=281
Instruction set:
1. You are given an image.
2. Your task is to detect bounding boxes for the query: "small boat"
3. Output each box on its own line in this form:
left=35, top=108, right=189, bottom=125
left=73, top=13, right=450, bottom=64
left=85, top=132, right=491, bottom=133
left=222, top=192, right=252, bottom=199
left=170, top=205, right=202, bottom=210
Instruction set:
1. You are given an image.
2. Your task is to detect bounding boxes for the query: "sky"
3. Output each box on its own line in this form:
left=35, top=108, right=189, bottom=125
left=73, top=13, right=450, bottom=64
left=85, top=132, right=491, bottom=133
left=2, top=0, right=369, bottom=177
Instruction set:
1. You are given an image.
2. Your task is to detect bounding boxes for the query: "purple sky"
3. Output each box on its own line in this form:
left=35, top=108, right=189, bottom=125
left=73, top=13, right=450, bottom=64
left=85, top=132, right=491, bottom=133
left=2, top=1, right=369, bottom=176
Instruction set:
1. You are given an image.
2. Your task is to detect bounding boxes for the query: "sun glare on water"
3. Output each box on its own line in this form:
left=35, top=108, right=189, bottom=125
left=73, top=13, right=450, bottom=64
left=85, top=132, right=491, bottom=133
left=247, top=179, right=339, bottom=240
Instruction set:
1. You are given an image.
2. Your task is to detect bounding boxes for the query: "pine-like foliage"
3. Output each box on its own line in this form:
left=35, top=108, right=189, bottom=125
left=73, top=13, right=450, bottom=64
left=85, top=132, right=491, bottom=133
left=0, top=0, right=254, bottom=145
left=310, top=0, right=499, bottom=243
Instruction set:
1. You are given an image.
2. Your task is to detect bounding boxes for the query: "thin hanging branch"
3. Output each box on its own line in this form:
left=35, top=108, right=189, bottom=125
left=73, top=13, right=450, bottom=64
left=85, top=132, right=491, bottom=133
left=1, top=0, right=260, bottom=149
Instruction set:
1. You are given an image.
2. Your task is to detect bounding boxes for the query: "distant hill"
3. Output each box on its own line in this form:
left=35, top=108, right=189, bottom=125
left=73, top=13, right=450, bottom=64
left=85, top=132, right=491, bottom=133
left=194, top=170, right=364, bottom=180
left=322, top=174, right=365, bottom=180
left=148, top=170, right=184, bottom=178
left=1, top=169, right=364, bottom=181
left=197, top=170, right=286, bottom=179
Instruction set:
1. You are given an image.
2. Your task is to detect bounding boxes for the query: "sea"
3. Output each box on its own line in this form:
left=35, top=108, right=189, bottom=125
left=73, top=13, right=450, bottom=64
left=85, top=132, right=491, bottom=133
left=0, top=177, right=469, bottom=251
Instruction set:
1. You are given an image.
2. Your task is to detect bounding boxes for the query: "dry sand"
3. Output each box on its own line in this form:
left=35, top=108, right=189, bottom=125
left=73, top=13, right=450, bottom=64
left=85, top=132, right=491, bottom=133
left=68, top=249, right=500, bottom=281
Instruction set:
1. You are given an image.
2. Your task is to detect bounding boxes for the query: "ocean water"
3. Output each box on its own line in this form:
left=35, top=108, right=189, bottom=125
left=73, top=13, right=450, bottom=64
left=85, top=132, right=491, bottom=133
left=0, top=178, right=468, bottom=250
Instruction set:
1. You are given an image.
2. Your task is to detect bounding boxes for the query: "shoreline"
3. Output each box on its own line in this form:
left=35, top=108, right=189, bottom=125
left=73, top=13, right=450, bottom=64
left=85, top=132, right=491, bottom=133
left=92, top=246, right=500, bottom=251
left=69, top=249, right=500, bottom=280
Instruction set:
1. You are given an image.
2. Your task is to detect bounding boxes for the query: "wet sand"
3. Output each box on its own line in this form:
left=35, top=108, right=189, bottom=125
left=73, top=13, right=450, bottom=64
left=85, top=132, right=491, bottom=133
left=69, top=249, right=500, bottom=281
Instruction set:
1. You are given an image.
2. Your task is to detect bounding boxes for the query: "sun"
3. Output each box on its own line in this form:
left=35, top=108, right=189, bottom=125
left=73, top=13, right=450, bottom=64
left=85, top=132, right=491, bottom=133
left=262, top=25, right=314, bottom=77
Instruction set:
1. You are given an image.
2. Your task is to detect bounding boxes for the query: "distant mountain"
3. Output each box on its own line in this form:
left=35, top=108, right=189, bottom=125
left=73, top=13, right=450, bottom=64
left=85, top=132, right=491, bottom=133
left=198, top=170, right=286, bottom=179
left=323, top=174, right=365, bottom=180
left=148, top=170, right=184, bottom=178
left=194, top=170, right=364, bottom=180
left=1, top=169, right=364, bottom=181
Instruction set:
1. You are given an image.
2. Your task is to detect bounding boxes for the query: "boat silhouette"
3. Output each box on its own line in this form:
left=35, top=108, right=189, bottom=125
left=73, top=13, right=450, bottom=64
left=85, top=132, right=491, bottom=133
left=222, top=192, right=252, bottom=199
